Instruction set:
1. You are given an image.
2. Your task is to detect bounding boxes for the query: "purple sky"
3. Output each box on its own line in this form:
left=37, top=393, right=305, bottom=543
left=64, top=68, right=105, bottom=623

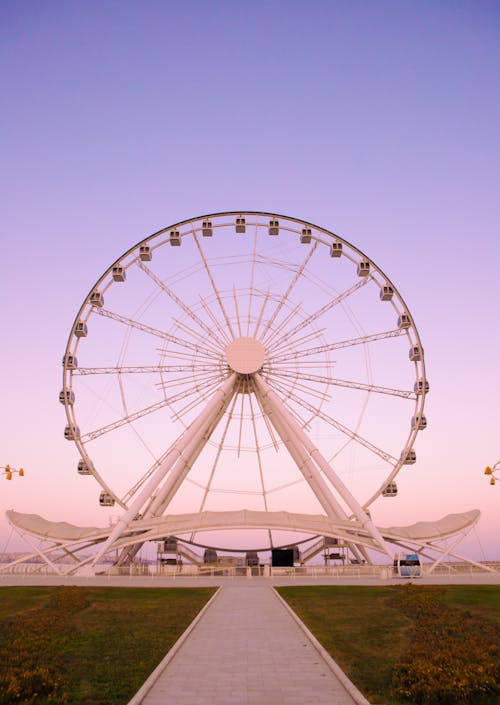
left=1, top=1, right=499, bottom=560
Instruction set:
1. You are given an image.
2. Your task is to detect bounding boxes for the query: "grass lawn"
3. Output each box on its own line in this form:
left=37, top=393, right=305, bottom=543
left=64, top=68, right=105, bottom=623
left=0, top=585, right=216, bottom=705
left=277, top=584, right=500, bottom=705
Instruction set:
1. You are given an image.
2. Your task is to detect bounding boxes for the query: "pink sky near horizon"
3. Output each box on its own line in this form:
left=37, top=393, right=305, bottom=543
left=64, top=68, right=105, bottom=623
left=1, top=1, right=499, bottom=561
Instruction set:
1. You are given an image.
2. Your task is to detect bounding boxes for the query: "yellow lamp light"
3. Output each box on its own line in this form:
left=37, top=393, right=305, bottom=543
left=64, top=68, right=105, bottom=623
left=490, top=477, right=496, bottom=486
left=6, top=472, right=12, bottom=480
left=19, top=468, right=24, bottom=477
left=484, top=466, right=492, bottom=475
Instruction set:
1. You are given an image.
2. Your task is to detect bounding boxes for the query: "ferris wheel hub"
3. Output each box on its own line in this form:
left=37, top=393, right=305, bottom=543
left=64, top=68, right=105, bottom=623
left=225, top=337, right=266, bottom=374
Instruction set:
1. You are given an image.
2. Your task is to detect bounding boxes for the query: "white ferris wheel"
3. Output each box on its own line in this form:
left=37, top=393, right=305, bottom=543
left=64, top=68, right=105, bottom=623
left=60, top=211, right=428, bottom=562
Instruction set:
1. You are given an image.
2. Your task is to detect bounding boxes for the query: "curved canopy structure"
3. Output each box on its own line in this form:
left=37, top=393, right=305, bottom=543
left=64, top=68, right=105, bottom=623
left=4, top=507, right=488, bottom=576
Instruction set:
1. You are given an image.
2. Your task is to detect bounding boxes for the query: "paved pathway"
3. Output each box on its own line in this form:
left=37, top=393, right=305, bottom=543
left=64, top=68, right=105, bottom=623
left=136, top=584, right=367, bottom=705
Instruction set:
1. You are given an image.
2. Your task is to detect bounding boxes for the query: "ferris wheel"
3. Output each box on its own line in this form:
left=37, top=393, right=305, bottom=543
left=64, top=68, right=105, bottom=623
left=60, top=211, right=428, bottom=556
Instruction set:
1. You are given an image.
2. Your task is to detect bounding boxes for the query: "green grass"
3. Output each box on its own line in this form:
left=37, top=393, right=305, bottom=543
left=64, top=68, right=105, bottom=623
left=0, top=585, right=216, bottom=705
left=277, top=585, right=500, bottom=705
left=1, top=583, right=498, bottom=705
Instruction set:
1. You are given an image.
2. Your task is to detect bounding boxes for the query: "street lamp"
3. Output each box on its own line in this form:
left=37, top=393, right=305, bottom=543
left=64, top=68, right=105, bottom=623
left=2, top=464, right=25, bottom=480
left=484, top=461, right=500, bottom=486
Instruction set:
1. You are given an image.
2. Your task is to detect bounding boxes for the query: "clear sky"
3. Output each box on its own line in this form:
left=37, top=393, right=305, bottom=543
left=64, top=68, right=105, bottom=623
left=1, top=0, right=499, bottom=560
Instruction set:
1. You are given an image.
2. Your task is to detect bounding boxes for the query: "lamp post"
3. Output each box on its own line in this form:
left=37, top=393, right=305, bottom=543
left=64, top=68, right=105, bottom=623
left=2, top=465, right=25, bottom=481
left=484, top=461, right=500, bottom=486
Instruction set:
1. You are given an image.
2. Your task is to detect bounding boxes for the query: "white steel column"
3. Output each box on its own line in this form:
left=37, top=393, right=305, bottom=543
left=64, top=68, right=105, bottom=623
left=253, top=381, right=347, bottom=521
left=254, top=373, right=393, bottom=558
left=92, top=373, right=237, bottom=565
left=147, top=393, right=233, bottom=517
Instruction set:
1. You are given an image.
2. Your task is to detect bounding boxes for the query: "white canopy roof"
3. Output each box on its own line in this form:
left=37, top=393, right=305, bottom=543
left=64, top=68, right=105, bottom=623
left=6, top=508, right=480, bottom=546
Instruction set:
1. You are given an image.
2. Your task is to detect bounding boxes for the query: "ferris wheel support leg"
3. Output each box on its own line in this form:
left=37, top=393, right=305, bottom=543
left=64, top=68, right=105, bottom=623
left=146, top=394, right=233, bottom=518
left=253, top=382, right=347, bottom=521
left=254, top=374, right=393, bottom=559
left=91, top=374, right=237, bottom=566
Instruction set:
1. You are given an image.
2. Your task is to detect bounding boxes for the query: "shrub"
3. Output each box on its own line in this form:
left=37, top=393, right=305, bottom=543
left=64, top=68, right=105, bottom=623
left=390, top=586, right=500, bottom=705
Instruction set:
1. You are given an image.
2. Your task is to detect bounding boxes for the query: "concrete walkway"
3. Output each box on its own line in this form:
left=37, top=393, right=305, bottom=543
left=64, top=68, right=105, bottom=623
left=131, top=584, right=369, bottom=705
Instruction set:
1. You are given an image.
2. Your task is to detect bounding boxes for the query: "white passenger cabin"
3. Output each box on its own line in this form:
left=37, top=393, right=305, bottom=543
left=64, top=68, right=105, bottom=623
left=139, top=245, right=152, bottom=261
left=59, top=389, right=75, bottom=405
left=90, top=291, right=104, bottom=307
left=411, top=414, right=427, bottom=430
left=170, top=230, right=181, bottom=246
left=269, top=219, right=279, bottom=236
left=77, top=459, right=92, bottom=475
left=202, top=220, right=213, bottom=237
left=99, top=491, right=115, bottom=507
left=74, top=320, right=88, bottom=337
left=380, top=285, right=394, bottom=301
left=401, top=449, right=417, bottom=464
left=398, top=312, right=411, bottom=329
left=64, top=424, right=80, bottom=440
left=63, top=353, right=78, bottom=369
left=382, top=481, right=398, bottom=497
left=300, top=227, right=312, bottom=244
left=409, top=345, right=422, bottom=362
left=357, top=260, right=370, bottom=276
left=112, top=266, right=126, bottom=282
left=414, top=379, right=430, bottom=395
left=330, top=241, right=342, bottom=257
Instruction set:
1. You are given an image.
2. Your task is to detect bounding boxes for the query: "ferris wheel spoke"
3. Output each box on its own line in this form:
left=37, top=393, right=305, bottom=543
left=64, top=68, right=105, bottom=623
left=268, top=369, right=415, bottom=400
left=80, top=372, right=226, bottom=443
left=193, top=231, right=235, bottom=339
left=247, top=392, right=270, bottom=511
left=171, top=316, right=224, bottom=357
left=260, top=303, right=302, bottom=348
left=259, top=376, right=314, bottom=427
left=233, top=285, right=243, bottom=338
left=74, top=364, right=220, bottom=376
left=267, top=278, right=369, bottom=354
left=170, top=374, right=231, bottom=422
left=81, top=398, right=171, bottom=442
left=252, top=289, right=271, bottom=338
left=156, top=347, right=219, bottom=365
left=245, top=227, right=259, bottom=337
left=331, top=378, right=415, bottom=400
left=197, top=295, right=232, bottom=346
left=271, top=328, right=406, bottom=363
left=266, top=378, right=396, bottom=464
left=94, top=308, right=222, bottom=361
left=136, top=259, right=226, bottom=350
left=261, top=242, right=318, bottom=342
left=156, top=369, right=226, bottom=393
left=262, top=370, right=332, bottom=404
left=265, top=327, right=326, bottom=360
left=162, top=372, right=228, bottom=406
left=194, top=391, right=240, bottom=529
left=262, top=378, right=319, bottom=430
left=268, top=359, right=335, bottom=370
